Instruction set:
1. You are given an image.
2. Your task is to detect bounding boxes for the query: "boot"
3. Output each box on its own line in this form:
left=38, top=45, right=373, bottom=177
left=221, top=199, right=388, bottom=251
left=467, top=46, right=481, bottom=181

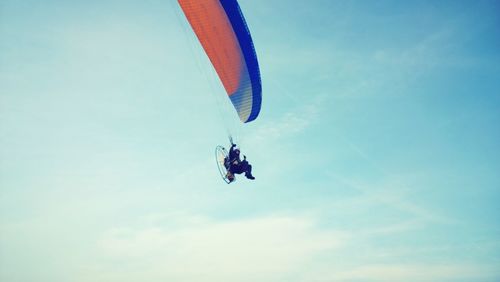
left=245, top=172, right=255, bottom=180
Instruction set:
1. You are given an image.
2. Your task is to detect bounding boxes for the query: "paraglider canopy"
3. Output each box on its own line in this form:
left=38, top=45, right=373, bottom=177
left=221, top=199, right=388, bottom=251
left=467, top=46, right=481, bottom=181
left=178, top=0, right=262, bottom=123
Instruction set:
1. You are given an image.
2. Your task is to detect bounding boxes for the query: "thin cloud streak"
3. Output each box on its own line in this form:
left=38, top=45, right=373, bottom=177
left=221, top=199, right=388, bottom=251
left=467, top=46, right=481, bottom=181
left=89, top=213, right=346, bottom=282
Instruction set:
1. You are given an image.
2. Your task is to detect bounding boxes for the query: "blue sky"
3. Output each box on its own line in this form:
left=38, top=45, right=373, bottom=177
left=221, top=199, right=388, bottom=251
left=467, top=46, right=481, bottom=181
left=1, top=0, right=499, bottom=281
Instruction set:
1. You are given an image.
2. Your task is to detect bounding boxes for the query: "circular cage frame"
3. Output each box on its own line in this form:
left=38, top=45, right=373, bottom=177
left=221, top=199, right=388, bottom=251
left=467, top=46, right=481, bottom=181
left=215, top=146, right=233, bottom=184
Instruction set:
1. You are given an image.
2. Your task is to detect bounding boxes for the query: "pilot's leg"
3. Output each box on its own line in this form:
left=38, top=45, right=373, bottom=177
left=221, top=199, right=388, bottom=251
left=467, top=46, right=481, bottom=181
left=245, top=164, right=255, bottom=180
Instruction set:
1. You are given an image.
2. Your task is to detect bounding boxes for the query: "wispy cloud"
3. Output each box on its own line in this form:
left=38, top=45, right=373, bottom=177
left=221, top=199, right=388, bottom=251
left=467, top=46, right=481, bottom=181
left=88, top=213, right=345, bottom=282
left=248, top=85, right=325, bottom=146
left=316, top=263, right=500, bottom=282
left=328, top=172, right=456, bottom=226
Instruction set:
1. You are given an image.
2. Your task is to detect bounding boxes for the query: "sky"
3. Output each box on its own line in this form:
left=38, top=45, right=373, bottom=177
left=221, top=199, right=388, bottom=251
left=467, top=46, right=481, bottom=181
left=1, top=0, right=499, bottom=281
